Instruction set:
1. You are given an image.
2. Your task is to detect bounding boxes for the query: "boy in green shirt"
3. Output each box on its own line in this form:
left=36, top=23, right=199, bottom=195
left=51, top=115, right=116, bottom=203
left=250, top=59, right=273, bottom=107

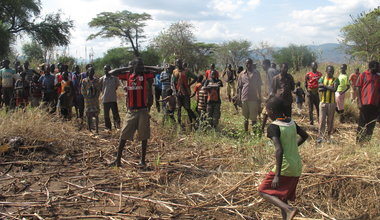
left=259, top=96, right=308, bottom=220
left=335, top=64, right=350, bottom=123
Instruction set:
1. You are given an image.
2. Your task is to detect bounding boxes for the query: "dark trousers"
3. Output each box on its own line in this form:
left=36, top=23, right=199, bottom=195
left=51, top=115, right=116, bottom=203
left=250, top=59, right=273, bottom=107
left=74, top=95, right=84, bottom=118
left=177, top=95, right=196, bottom=124
left=42, top=91, right=57, bottom=113
left=2, top=87, right=14, bottom=108
left=154, top=86, right=162, bottom=112
left=103, top=102, right=121, bottom=129
left=357, top=105, right=379, bottom=143
left=207, top=102, right=221, bottom=127
left=307, top=91, right=320, bottom=124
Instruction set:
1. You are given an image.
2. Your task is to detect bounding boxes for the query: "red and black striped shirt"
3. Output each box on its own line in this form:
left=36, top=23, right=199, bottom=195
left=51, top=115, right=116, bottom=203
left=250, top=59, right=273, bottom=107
left=356, top=70, right=380, bottom=106
left=119, top=72, right=154, bottom=109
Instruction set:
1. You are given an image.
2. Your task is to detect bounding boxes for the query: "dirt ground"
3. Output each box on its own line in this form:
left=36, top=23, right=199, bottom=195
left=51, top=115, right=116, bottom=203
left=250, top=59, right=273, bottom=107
left=0, top=106, right=379, bottom=220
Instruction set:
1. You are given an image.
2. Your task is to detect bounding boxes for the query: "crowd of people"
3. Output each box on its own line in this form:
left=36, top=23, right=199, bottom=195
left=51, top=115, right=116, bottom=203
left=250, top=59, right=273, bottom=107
left=0, top=57, right=379, bottom=220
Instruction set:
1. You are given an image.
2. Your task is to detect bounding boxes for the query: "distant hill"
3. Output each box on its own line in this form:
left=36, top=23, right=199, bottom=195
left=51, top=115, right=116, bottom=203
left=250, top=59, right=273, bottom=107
left=252, top=43, right=351, bottom=64
left=308, top=43, right=350, bottom=64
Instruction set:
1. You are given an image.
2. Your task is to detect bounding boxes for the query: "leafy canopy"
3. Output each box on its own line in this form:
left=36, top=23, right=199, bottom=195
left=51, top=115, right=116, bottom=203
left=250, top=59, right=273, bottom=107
left=88, top=10, right=151, bottom=57
left=272, top=44, right=316, bottom=71
left=340, top=7, right=380, bottom=62
left=0, top=0, right=73, bottom=59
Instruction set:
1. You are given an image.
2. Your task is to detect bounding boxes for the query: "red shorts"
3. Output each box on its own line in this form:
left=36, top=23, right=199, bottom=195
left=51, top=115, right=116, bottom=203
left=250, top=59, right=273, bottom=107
left=258, top=171, right=299, bottom=201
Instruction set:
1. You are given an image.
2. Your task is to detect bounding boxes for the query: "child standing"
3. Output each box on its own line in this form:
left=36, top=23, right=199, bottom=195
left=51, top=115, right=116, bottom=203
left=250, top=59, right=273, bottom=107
left=335, top=64, right=350, bottom=123
left=30, top=75, right=42, bottom=107
left=81, top=67, right=101, bottom=133
left=191, top=75, right=204, bottom=114
left=259, top=96, right=308, bottom=220
left=14, top=71, right=30, bottom=108
left=159, top=88, right=177, bottom=124
left=58, top=86, right=73, bottom=119
left=203, top=70, right=223, bottom=128
left=293, top=82, right=305, bottom=114
left=317, top=65, right=340, bottom=143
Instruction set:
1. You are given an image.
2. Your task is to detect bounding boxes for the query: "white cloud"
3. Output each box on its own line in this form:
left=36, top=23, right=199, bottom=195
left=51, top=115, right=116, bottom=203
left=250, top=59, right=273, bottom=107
left=251, top=27, right=265, bottom=33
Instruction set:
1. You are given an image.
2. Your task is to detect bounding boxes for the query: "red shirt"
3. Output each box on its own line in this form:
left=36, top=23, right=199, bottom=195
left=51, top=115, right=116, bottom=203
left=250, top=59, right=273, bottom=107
left=356, top=70, right=380, bottom=106
left=205, top=69, right=219, bottom=80
left=119, top=72, right=154, bottom=109
left=306, top=71, right=322, bottom=89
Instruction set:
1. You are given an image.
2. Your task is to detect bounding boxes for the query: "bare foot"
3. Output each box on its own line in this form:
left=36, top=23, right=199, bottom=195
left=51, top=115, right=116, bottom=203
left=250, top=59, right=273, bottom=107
left=286, top=207, right=298, bottom=220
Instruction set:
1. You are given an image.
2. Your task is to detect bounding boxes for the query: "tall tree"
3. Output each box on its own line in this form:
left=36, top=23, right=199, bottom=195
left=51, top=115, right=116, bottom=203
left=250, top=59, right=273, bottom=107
left=22, top=41, right=44, bottom=62
left=214, top=40, right=252, bottom=69
left=340, top=7, right=380, bottom=62
left=253, top=41, right=274, bottom=60
left=153, top=21, right=195, bottom=63
left=0, top=0, right=74, bottom=58
left=272, top=44, right=316, bottom=71
left=88, top=10, right=151, bottom=57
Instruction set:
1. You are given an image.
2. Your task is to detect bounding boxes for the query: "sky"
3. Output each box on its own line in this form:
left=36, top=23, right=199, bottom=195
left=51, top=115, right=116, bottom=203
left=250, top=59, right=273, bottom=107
left=23, top=0, right=379, bottom=60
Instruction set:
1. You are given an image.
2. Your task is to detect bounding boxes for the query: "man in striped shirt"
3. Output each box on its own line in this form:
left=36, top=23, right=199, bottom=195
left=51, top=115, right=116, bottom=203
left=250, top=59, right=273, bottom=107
left=317, top=65, right=340, bottom=143
left=111, top=58, right=155, bottom=168
left=356, top=61, right=380, bottom=143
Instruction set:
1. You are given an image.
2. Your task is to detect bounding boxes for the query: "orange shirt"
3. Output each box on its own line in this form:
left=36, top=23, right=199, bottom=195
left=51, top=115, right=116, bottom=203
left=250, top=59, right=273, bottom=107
left=349, top=73, right=359, bottom=86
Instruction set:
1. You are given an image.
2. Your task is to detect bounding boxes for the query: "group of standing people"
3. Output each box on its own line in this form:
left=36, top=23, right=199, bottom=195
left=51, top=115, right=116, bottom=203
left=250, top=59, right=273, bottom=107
left=0, top=60, right=122, bottom=133
left=1, top=56, right=379, bottom=220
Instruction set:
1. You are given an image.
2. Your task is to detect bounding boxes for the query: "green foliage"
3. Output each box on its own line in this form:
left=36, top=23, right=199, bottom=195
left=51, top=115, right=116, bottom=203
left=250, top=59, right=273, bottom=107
left=140, top=46, right=161, bottom=66
left=30, top=12, right=74, bottom=49
left=88, top=10, right=151, bottom=57
left=22, top=41, right=44, bottom=62
left=93, top=47, right=134, bottom=70
left=153, top=21, right=217, bottom=71
left=153, top=21, right=195, bottom=63
left=340, top=7, right=380, bottom=62
left=0, top=22, right=11, bottom=59
left=214, top=40, right=252, bottom=69
left=272, top=44, right=316, bottom=71
left=0, top=0, right=73, bottom=58
left=191, top=42, right=217, bottom=72
left=57, top=55, right=76, bottom=69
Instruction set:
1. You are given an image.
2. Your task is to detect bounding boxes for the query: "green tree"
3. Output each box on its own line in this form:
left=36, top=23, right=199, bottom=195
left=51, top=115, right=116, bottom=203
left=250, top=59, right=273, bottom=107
left=93, top=47, right=134, bottom=70
left=191, top=42, right=216, bottom=72
left=0, top=0, right=74, bottom=58
left=88, top=10, right=151, bottom=57
left=272, top=44, right=316, bottom=71
left=57, top=55, right=76, bottom=69
left=214, top=40, right=252, bottom=69
left=340, top=7, right=380, bottom=62
left=153, top=21, right=195, bottom=63
left=22, top=41, right=44, bottom=62
left=0, top=22, right=11, bottom=58
left=140, top=46, right=161, bottom=66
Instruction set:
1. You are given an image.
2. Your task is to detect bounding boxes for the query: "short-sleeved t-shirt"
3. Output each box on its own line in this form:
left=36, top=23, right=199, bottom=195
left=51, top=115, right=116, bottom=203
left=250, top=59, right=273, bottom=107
left=99, top=75, right=120, bottom=103
left=38, top=74, right=56, bottom=93
left=356, top=70, right=380, bottom=106
left=319, top=76, right=340, bottom=103
left=337, top=74, right=349, bottom=92
left=238, top=70, right=262, bottom=102
left=267, top=119, right=303, bottom=177
left=160, top=71, right=171, bottom=91
left=0, top=68, right=18, bottom=88
left=205, top=69, right=219, bottom=80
